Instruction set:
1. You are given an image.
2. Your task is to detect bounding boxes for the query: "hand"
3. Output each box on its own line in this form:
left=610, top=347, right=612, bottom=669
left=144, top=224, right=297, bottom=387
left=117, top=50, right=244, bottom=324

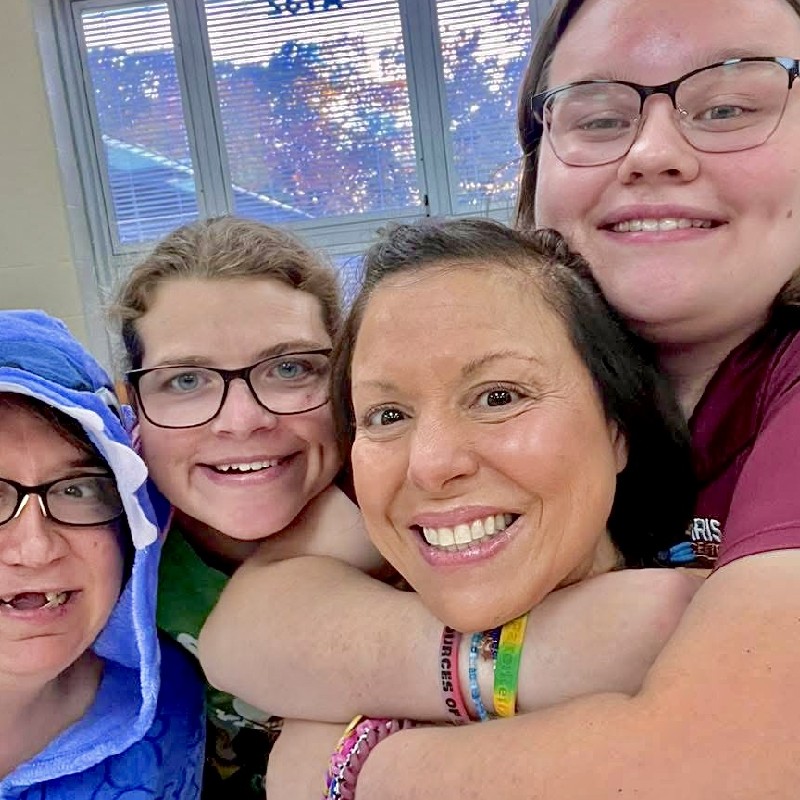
left=266, top=718, right=344, bottom=800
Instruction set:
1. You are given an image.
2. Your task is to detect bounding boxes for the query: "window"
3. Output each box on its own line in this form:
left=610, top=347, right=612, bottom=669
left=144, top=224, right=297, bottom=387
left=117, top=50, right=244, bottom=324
left=38, top=0, right=553, bottom=304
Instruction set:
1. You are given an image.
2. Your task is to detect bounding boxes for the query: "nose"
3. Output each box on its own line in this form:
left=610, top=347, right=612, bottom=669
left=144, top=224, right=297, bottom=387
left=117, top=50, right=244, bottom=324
left=209, top=377, right=279, bottom=437
left=616, top=96, right=700, bottom=185
left=406, top=413, right=479, bottom=493
left=0, top=496, right=70, bottom=568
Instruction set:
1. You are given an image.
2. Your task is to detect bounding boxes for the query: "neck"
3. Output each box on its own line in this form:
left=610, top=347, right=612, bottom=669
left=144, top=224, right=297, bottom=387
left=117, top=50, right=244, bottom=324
left=657, top=328, right=758, bottom=417
left=559, top=533, right=623, bottom=592
left=0, top=651, right=103, bottom=778
left=174, top=510, right=260, bottom=575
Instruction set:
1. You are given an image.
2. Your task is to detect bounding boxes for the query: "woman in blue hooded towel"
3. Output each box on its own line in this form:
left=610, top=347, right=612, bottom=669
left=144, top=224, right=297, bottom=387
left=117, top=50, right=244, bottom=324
left=0, top=309, right=204, bottom=799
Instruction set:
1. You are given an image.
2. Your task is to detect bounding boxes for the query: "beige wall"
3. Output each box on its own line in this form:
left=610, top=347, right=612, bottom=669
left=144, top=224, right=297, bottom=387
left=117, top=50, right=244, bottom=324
left=0, top=0, right=88, bottom=344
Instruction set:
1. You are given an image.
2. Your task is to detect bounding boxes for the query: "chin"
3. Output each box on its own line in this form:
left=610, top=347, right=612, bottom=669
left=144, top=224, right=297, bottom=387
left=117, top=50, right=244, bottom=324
left=426, top=594, right=528, bottom=634
left=217, top=506, right=304, bottom=541
left=2, top=641, right=84, bottom=682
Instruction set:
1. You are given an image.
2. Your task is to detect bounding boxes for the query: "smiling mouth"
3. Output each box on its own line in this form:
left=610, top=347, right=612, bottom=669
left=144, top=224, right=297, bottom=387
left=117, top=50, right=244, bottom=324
left=604, top=218, right=723, bottom=233
left=413, top=513, right=519, bottom=551
left=208, top=456, right=291, bottom=475
left=0, top=591, right=74, bottom=611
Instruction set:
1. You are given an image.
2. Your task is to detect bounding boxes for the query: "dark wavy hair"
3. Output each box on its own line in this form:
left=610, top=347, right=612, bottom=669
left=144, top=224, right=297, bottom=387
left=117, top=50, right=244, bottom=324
left=331, top=217, right=694, bottom=566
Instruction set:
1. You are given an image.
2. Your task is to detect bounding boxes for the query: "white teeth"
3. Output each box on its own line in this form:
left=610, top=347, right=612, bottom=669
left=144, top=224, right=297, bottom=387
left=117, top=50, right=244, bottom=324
left=612, top=218, right=714, bottom=233
left=43, top=592, right=69, bottom=608
left=439, top=527, right=456, bottom=547
left=215, top=459, right=280, bottom=473
left=421, top=513, right=517, bottom=550
left=454, top=524, right=472, bottom=545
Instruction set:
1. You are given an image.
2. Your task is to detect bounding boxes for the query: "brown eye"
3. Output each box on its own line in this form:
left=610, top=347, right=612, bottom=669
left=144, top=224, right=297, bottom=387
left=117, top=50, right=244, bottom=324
left=477, top=387, right=520, bottom=408
left=365, top=407, right=407, bottom=428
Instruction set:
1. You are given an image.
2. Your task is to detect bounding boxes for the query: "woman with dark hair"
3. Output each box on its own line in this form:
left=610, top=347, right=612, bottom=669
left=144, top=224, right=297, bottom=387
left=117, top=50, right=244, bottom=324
left=211, top=0, right=800, bottom=796
left=201, top=218, right=701, bottom=797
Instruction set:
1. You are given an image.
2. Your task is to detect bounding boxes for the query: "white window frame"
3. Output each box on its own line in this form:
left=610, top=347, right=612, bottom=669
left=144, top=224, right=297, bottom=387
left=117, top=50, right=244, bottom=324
left=32, top=0, right=553, bottom=360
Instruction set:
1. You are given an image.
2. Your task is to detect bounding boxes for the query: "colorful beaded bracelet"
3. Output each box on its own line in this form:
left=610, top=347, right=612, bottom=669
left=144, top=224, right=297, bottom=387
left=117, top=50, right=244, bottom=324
left=324, top=715, right=417, bottom=800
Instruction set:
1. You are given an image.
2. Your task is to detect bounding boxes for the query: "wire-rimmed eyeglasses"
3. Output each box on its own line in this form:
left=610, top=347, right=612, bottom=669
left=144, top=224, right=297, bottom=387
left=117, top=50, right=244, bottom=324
left=531, top=56, right=800, bottom=167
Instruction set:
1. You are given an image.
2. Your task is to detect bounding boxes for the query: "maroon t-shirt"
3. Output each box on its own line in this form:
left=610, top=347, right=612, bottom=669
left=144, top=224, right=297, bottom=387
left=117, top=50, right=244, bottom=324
left=687, top=319, right=800, bottom=569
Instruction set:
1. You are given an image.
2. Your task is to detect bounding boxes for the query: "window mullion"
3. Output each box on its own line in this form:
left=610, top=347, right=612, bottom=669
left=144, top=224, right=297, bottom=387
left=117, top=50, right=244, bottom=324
left=530, top=0, right=554, bottom=29
left=400, top=0, right=454, bottom=216
left=171, top=0, right=232, bottom=217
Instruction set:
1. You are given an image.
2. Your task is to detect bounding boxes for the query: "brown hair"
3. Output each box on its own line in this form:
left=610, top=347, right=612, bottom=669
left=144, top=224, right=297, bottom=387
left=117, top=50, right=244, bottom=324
left=331, top=217, right=695, bottom=567
left=110, top=216, right=342, bottom=370
left=0, top=393, right=102, bottom=463
left=514, top=0, right=800, bottom=306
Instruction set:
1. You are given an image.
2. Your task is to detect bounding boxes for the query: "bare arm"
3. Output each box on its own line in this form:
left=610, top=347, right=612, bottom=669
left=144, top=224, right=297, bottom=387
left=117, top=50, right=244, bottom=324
left=265, top=719, right=344, bottom=800
left=356, top=551, right=800, bottom=799
left=199, top=555, right=698, bottom=722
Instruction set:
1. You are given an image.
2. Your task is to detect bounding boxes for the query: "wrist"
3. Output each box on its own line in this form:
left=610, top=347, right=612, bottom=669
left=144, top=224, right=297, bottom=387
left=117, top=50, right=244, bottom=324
left=324, top=716, right=417, bottom=799
left=458, top=629, right=499, bottom=719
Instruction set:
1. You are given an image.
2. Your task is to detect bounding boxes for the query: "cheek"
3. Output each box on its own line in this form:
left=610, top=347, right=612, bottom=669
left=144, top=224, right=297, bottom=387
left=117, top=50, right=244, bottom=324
left=83, top=534, right=125, bottom=614
left=291, top=410, right=341, bottom=476
left=138, top=425, right=193, bottom=486
left=302, top=408, right=337, bottom=451
left=535, top=158, right=599, bottom=236
left=351, top=439, right=400, bottom=523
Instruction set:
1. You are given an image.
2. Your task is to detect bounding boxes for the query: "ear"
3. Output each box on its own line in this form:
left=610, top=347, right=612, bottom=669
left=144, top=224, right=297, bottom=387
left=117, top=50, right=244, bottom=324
left=608, top=420, right=628, bottom=474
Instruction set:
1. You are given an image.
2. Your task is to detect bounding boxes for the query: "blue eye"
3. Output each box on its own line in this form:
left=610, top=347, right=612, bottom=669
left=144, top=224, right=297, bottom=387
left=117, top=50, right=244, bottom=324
left=577, top=114, right=632, bottom=132
left=696, top=104, right=746, bottom=121
left=169, top=372, right=203, bottom=393
left=273, top=360, right=309, bottom=380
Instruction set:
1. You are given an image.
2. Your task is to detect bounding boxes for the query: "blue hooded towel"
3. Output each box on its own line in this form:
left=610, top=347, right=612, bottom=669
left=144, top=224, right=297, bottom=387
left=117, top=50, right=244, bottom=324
left=0, top=310, right=205, bottom=799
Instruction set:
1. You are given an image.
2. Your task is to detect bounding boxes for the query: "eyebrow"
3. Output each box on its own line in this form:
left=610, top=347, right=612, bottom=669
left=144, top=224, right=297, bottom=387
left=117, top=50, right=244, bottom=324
left=64, top=456, right=108, bottom=471
left=573, top=48, right=778, bottom=85
left=702, top=47, right=777, bottom=64
left=353, top=350, right=543, bottom=393
left=460, top=350, right=543, bottom=379
left=146, top=339, right=330, bottom=369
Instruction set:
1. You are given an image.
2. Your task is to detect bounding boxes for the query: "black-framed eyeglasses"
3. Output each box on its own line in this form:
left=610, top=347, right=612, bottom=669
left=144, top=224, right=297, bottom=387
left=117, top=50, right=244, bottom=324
left=531, top=56, right=800, bottom=167
left=0, top=475, right=124, bottom=528
left=126, top=349, right=332, bottom=429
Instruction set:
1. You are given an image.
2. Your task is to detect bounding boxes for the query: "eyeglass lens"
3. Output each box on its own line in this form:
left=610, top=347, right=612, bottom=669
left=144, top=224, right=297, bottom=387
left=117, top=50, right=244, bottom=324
left=0, top=476, right=124, bottom=527
left=543, top=60, right=791, bottom=166
left=136, top=351, right=331, bottom=428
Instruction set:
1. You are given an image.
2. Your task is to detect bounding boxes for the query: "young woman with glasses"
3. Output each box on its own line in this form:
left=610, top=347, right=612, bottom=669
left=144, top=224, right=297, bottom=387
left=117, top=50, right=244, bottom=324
left=199, top=0, right=800, bottom=797
left=0, top=310, right=203, bottom=798
left=112, top=216, right=385, bottom=798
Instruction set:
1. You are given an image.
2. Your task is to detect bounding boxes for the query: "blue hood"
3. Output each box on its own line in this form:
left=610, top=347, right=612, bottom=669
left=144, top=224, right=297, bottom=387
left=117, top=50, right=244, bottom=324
left=0, top=310, right=176, bottom=791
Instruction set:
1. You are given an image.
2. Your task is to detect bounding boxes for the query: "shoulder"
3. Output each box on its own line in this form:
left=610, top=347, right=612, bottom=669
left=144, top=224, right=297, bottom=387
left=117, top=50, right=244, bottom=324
left=717, top=324, right=800, bottom=566
left=758, top=320, right=800, bottom=411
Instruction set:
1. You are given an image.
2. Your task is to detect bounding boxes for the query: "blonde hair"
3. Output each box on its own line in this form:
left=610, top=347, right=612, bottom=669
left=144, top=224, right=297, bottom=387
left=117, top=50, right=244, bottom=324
left=110, top=216, right=342, bottom=370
